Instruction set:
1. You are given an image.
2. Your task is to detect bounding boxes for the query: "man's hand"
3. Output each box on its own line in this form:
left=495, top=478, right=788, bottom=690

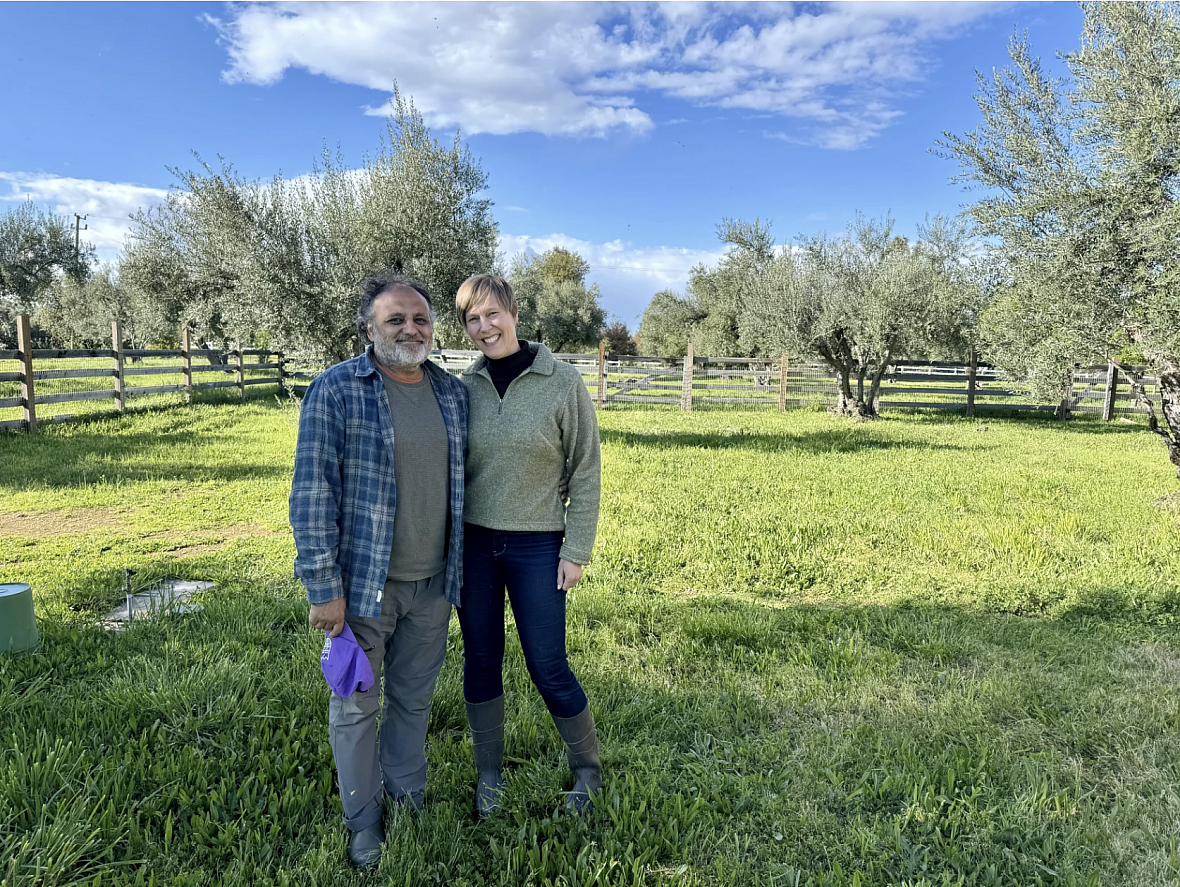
left=557, top=559, right=583, bottom=591
left=310, top=597, right=347, bottom=638
left=558, top=474, right=570, bottom=504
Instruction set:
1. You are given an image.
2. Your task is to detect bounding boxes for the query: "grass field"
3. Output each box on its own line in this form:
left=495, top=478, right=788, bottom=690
left=2, top=401, right=1180, bottom=886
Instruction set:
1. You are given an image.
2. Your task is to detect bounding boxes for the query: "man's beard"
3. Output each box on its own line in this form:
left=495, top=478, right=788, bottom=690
left=372, top=332, right=430, bottom=370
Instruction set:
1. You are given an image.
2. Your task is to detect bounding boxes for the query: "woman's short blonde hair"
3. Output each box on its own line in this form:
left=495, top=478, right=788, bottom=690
left=455, top=274, right=518, bottom=324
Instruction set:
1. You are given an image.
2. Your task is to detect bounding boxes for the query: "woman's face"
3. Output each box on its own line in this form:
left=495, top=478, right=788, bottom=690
left=464, top=296, right=520, bottom=360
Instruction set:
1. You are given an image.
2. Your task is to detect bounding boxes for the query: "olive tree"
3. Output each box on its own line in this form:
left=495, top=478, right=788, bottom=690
left=636, top=219, right=775, bottom=358
left=636, top=289, right=703, bottom=357
left=508, top=247, right=606, bottom=351
left=36, top=265, right=140, bottom=348
left=0, top=201, right=93, bottom=346
left=938, top=3, right=1180, bottom=477
left=689, top=219, right=777, bottom=357
left=121, top=92, right=497, bottom=364
left=740, top=214, right=978, bottom=418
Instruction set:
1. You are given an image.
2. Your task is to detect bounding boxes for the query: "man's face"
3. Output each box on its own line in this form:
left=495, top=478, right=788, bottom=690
left=367, top=286, right=433, bottom=369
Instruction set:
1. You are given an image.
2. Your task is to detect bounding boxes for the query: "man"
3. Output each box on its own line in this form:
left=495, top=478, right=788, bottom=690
left=290, top=274, right=468, bottom=869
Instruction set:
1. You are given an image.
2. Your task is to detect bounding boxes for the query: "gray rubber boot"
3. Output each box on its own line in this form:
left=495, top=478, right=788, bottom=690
left=347, top=819, right=383, bottom=869
left=551, top=705, right=602, bottom=812
left=466, top=696, right=505, bottom=818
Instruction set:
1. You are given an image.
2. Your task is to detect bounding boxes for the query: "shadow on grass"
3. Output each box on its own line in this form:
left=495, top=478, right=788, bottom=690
left=600, top=426, right=968, bottom=454
left=889, top=407, right=1152, bottom=436
left=6, top=569, right=1176, bottom=887
left=0, top=393, right=292, bottom=491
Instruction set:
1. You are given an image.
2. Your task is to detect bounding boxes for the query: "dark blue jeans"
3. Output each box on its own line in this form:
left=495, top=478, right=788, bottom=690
left=458, top=524, right=588, bottom=719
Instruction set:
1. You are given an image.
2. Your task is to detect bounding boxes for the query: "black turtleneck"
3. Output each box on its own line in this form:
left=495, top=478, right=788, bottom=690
left=485, top=340, right=535, bottom=398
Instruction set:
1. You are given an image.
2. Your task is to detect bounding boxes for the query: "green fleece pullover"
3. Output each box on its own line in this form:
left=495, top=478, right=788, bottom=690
left=461, top=342, right=601, bottom=565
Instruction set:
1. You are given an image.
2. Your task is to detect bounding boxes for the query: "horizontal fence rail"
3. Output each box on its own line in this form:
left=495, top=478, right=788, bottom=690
left=0, top=316, right=287, bottom=432
left=3, top=313, right=1160, bottom=433
left=409, top=347, right=1159, bottom=419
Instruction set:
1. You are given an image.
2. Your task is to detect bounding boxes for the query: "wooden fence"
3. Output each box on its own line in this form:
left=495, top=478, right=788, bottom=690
left=0, top=316, right=285, bottom=433
left=2, top=311, right=1160, bottom=433
left=428, top=346, right=1158, bottom=420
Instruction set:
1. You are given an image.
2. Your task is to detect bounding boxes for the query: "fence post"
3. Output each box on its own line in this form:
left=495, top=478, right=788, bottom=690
left=596, top=340, right=606, bottom=410
left=965, top=349, right=977, bottom=419
left=778, top=352, right=789, bottom=412
left=181, top=327, right=193, bottom=405
left=681, top=344, right=694, bottom=412
left=277, top=350, right=286, bottom=396
left=236, top=345, right=245, bottom=401
left=1102, top=360, right=1119, bottom=421
left=16, top=314, right=36, bottom=432
left=112, top=321, right=125, bottom=413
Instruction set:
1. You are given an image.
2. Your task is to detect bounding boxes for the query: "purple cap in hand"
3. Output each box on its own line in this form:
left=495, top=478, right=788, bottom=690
left=320, top=622, right=375, bottom=698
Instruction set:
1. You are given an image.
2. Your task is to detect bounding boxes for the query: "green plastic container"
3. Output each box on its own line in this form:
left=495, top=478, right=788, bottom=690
left=0, top=584, right=39, bottom=654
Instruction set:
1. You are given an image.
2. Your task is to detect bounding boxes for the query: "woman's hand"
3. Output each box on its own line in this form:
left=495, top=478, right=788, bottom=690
left=557, top=559, right=583, bottom=591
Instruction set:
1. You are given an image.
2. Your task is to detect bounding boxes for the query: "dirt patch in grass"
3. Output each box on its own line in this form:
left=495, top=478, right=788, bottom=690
left=0, top=508, right=125, bottom=536
left=169, top=543, right=225, bottom=558
left=145, top=523, right=288, bottom=557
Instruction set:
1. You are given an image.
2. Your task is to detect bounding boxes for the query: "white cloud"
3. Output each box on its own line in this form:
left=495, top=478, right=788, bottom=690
left=499, top=231, right=727, bottom=323
left=209, top=1, right=997, bottom=148
left=0, top=172, right=168, bottom=264
left=0, top=170, right=715, bottom=322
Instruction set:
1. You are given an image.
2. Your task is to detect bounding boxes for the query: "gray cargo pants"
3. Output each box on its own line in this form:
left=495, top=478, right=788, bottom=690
left=329, top=571, right=451, bottom=832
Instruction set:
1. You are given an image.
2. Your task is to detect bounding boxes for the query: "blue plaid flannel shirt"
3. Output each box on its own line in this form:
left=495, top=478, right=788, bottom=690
left=290, top=348, right=469, bottom=616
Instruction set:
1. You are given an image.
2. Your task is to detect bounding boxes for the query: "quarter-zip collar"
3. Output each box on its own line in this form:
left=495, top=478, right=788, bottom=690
left=463, top=341, right=555, bottom=413
left=463, top=340, right=556, bottom=384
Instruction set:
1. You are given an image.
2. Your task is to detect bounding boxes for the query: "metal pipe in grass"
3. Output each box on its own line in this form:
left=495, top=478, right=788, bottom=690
left=124, top=568, right=135, bottom=622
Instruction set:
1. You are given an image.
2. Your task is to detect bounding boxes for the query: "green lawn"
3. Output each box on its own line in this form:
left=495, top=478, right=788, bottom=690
left=2, top=402, right=1179, bottom=886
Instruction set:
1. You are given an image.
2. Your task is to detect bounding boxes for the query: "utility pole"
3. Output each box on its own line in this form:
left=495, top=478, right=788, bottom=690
left=74, top=213, right=88, bottom=259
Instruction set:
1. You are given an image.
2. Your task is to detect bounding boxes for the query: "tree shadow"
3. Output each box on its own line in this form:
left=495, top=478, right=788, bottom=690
left=896, top=408, right=1152, bottom=436
left=9, top=564, right=1174, bottom=887
left=0, top=403, right=292, bottom=491
left=599, top=427, right=967, bottom=454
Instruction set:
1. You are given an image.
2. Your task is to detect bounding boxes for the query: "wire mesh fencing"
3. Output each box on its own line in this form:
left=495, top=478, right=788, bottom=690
left=423, top=348, right=1161, bottom=419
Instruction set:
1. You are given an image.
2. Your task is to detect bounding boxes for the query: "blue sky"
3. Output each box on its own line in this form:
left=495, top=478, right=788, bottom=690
left=1, top=1, right=1085, bottom=325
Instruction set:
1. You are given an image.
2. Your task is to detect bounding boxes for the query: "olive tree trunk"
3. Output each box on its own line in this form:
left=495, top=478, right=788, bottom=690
left=831, top=357, right=889, bottom=419
left=1138, top=358, right=1180, bottom=481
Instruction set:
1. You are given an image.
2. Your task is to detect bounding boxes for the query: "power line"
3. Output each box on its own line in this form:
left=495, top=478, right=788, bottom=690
left=585, top=264, right=699, bottom=273
left=71, top=212, right=134, bottom=222
left=84, top=229, right=126, bottom=246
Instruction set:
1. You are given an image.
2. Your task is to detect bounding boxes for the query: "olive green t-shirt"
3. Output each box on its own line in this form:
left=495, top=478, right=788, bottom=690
left=379, top=368, right=449, bottom=581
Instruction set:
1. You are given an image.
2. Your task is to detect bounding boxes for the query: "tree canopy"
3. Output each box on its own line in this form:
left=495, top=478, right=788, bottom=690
left=0, top=201, right=93, bottom=347
left=508, top=246, right=606, bottom=352
left=638, top=214, right=979, bottom=417
left=36, top=265, right=140, bottom=348
left=603, top=319, right=637, bottom=356
left=120, top=92, right=497, bottom=363
left=744, top=214, right=978, bottom=417
left=938, top=2, right=1180, bottom=475
left=637, top=289, right=704, bottom=357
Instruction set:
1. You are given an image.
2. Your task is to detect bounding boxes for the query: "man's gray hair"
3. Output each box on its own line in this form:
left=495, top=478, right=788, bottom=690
left=354, top=274, right=435, bottom=341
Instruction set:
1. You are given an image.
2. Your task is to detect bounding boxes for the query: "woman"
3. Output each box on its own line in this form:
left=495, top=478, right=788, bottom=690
left=454, top=273, right=602, bottom=817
